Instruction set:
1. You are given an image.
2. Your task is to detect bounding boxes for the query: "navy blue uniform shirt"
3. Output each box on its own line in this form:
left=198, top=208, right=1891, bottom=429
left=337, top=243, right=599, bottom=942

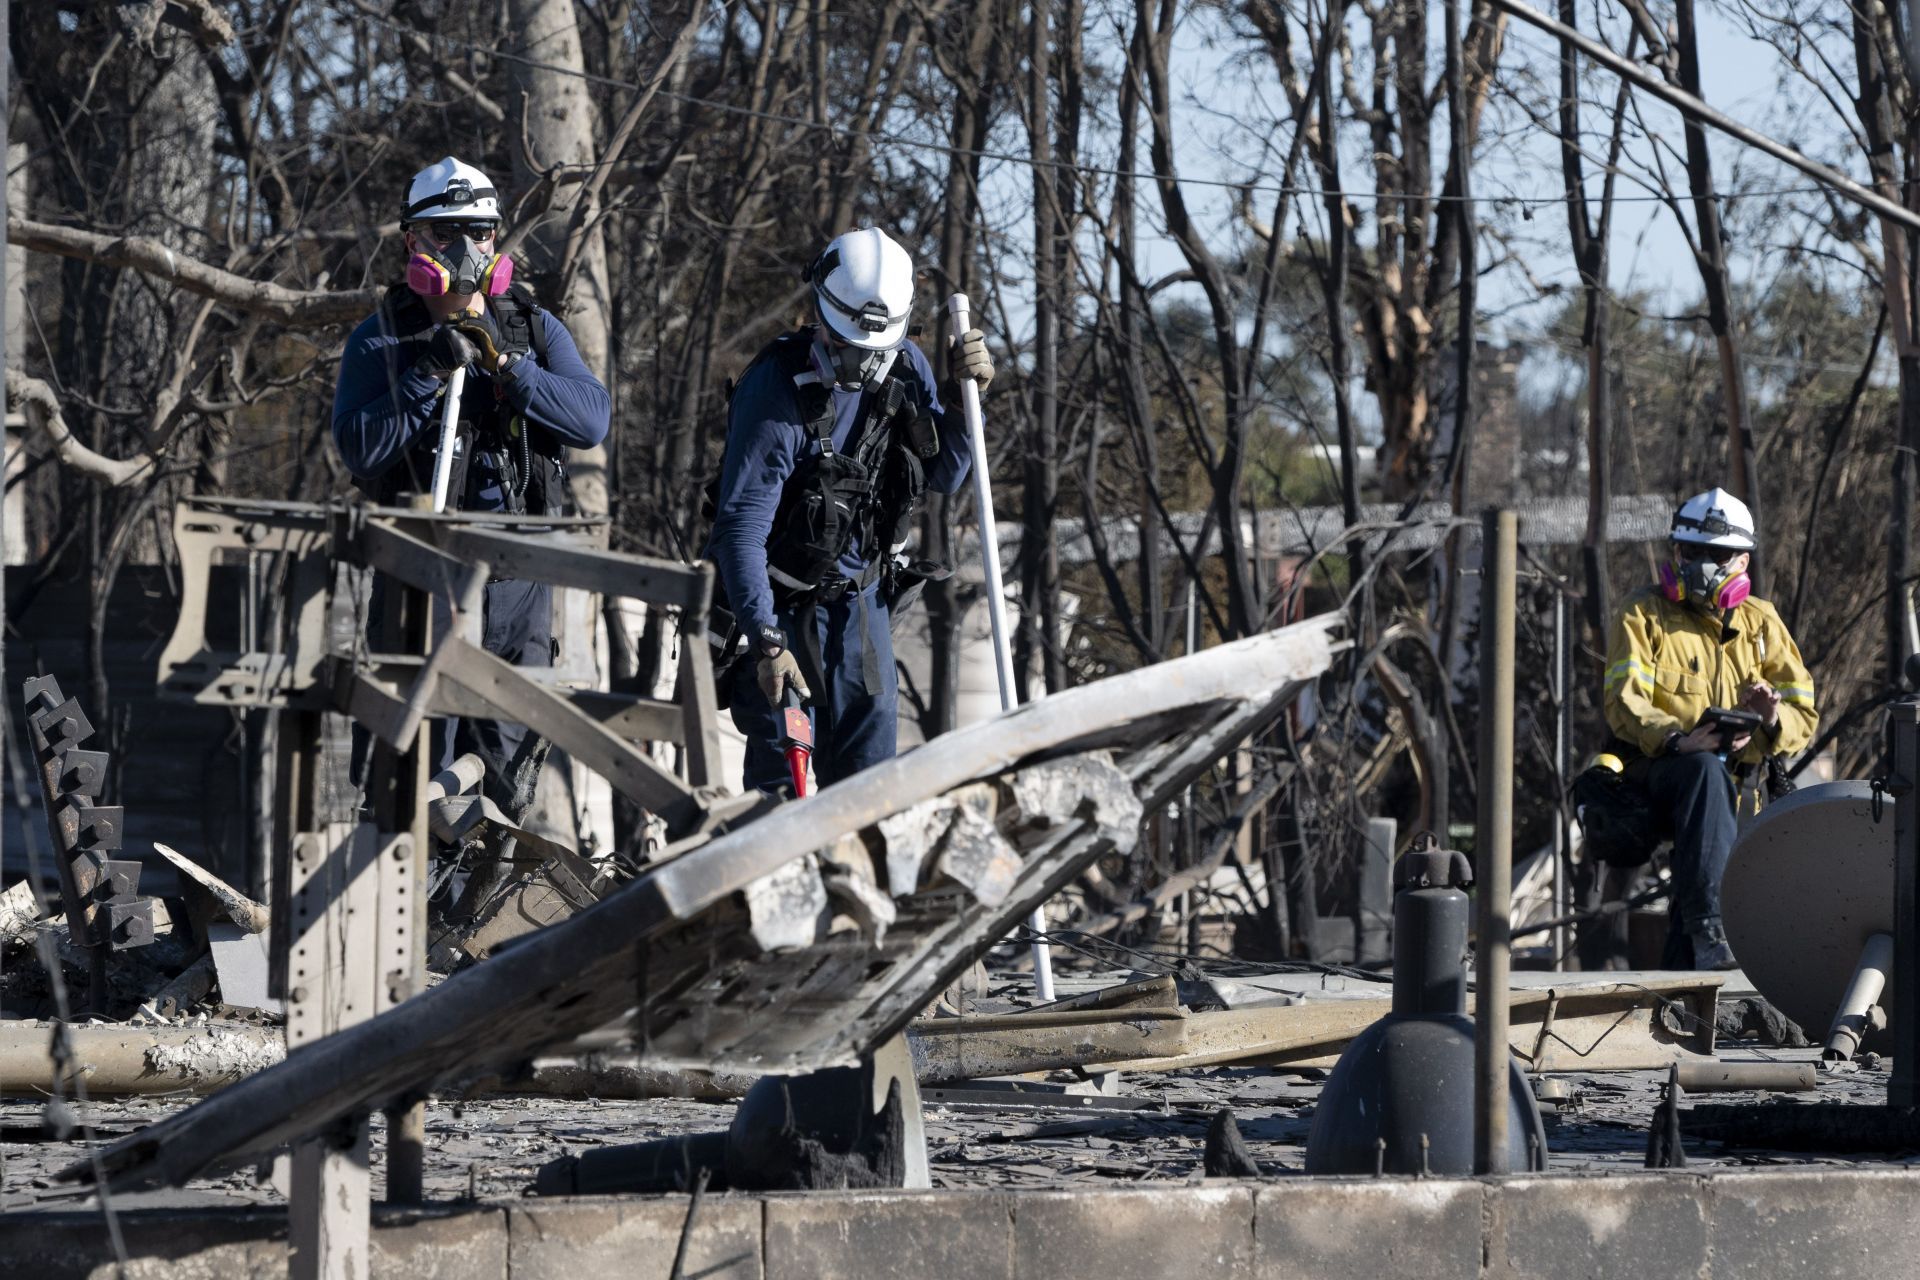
left=705, top=337, right=972, bottom=637
left=332, top=303, right=610, bottom=509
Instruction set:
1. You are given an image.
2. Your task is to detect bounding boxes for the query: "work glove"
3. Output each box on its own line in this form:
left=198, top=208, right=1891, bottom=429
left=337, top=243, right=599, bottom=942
left=948, top=327, right=994, bottom=394
left=452, top=311, right=510, bottom=372
left=415, top=324, right=480, bottom=380
left=757, top=649, right=810, bottom=707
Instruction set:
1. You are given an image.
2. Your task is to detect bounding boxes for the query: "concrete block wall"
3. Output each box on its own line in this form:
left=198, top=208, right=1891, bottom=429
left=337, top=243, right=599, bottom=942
left=3, top=1170, right=1918, bottom=1278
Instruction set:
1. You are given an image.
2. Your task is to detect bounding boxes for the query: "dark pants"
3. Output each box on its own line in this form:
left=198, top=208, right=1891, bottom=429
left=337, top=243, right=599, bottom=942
left=437, top=578, right=555, bottom=820
left=1636, top=750, right=1738, bottom=967
left=356, top=574, right=554, bottom=823
left=729, top=586, right=896, bottom=795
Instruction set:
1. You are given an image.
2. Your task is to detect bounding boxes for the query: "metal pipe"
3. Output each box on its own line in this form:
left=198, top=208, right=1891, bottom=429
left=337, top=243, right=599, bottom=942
left=0, top=1020, right=284, bottom=1097
left=948, top=292, right=1054, bottom=1003
left=1674, top=1061, right=1817, bottom=1093
left=1826, top=932, right=1894, bottom=1063
left=1489, top=0, right=1920, bottom=234
left=1474, top=508, right=1517, bottom=1175
left=427, top=751, right=487, bottom=804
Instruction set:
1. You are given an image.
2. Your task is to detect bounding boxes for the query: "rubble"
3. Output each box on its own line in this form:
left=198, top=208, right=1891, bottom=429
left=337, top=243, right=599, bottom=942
left=11, top=491, right=1903, bottom=1280
left=68, top=610, right=1343, bottom=1192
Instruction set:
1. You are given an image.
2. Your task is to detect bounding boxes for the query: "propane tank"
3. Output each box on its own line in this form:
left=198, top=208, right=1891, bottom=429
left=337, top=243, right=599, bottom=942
left=1304, top=836, right=1548, bottom=1175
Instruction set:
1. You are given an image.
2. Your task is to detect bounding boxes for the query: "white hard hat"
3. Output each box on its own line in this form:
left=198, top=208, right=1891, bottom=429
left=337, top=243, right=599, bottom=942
left=1670, top=487, right=1756, bottom=551
left=809, top=228, right=914, bottom=350
left=403, top=157, right=501, bottom=223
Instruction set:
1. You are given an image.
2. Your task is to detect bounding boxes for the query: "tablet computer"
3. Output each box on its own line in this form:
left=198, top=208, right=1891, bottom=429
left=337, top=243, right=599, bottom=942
left=1701, top=706, right=1762, bottom=750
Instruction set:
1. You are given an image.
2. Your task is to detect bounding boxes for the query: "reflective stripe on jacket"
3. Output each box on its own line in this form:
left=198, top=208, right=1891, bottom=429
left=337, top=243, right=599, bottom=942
left=1602, top=586, right=1818, bottom=763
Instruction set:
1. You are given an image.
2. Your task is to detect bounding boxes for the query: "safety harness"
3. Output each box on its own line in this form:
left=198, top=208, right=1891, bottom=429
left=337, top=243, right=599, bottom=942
left=364, top=282, right=571, bottom=517
left=706, top=328, right=941, bottom=699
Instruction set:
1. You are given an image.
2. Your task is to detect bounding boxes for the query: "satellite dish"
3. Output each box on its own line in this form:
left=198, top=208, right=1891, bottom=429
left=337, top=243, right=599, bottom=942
left=1722, top=780, right=1893, bottom=1049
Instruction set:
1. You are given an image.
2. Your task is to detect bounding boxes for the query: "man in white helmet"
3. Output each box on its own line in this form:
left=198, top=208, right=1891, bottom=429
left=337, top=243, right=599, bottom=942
left=332, top=157, right=610, bottom=837
left=705, top=227, right=994, bottom=793
left=1601, top=487, right=1818, bottom=969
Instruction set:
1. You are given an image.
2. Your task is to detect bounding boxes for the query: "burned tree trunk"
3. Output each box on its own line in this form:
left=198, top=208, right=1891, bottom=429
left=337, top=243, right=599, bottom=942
left=506, top=0, right=612, bottom=524
left=1556, top=2, right=1634, bottom=645
left=925, top=0, right=1007, bottom=735
left=1018, top=0, right=1065, bottom=699
left=1852, top=0, right=1920, bottom=686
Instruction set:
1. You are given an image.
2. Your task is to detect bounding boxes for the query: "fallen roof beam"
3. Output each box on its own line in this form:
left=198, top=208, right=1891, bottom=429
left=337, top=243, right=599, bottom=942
left=1091, top=976, right=1720, bottom=1074
left=908, top=1008, right=1190, bottom=1084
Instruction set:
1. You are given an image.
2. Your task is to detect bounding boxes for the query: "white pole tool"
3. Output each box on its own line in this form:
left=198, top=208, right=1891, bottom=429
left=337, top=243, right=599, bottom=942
left=947, top=293, right=1055, bottom=1003
left=429, top=365, right=467, bottom=513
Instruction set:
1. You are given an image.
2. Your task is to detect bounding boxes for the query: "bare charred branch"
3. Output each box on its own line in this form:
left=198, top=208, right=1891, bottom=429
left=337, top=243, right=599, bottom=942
left=8, top=217, right=378, bottom=326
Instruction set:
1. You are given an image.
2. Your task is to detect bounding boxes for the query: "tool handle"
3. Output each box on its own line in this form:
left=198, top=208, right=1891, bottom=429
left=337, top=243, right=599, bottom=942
left=945, top=293, right=1016, bottom=715
left=947, top=293, right=1054, bottom=1002
left=429, top=365, right=467, bottom=513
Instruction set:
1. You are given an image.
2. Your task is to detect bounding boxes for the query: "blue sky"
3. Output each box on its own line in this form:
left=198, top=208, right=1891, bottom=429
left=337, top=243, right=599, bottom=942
left=961, top=1, right=1867, bottom=380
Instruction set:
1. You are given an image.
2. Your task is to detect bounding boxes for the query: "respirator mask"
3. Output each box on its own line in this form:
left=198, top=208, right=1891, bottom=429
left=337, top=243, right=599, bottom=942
left=1660, top=546, right=1751, bottom=612
left=406, top=221, right=513, bottom=298
left=814, top=332, right=898, bottom=390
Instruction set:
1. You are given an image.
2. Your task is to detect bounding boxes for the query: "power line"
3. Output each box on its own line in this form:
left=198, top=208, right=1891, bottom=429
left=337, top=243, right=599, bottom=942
left=326, top=2, right=1854, bottom=211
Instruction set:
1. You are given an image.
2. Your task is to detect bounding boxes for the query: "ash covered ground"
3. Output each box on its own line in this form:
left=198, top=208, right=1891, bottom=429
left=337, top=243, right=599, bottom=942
left=2, top=1046, right=1907, bottom=1213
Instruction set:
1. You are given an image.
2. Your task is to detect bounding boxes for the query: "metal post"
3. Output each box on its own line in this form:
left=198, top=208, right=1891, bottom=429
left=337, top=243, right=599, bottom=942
left=1183, top=580, right=1199, bottom=950
left=1474, top=508, right=1516, bottom=1174
left=947, top=293, right=1053, bottom=1002
left=1889, top=685, right=1920, bottom=1106
left=1357, top=817, right=1395, bottom=966
left=378, top=543, right=432, bottom=1202
left=291, top=1118, right=370, bottom=1280
left=1551, top=589, right=1572, bottom=970
left=288, top=818, right=379, bottom=1278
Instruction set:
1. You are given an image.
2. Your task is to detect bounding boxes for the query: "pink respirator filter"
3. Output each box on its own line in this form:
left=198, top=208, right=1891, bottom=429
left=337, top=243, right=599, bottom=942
left=406, top=251, right=513, bottom=297
left=1659, top=558, right=1751, bottom=610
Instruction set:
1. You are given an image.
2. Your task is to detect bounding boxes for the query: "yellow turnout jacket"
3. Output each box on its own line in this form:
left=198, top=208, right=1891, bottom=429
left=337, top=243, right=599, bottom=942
left=1603, top=586, right=1818, bottom=766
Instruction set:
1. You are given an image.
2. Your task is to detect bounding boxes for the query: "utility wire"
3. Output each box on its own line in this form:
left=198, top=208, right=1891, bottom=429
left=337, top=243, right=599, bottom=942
left=326, top=2, right=1857, bottom=211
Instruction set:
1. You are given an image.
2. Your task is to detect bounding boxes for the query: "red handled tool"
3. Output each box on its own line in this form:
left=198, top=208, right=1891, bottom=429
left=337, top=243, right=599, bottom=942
left=776, top=685, right=813, bottom=798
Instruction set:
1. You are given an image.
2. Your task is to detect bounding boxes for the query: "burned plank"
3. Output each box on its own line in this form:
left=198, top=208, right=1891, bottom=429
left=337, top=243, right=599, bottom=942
left=434, top=637, right=704, bottom=834
left=423, top=524, right=713, bottom=615
left=908, top=1008, right=1190, bottom=1083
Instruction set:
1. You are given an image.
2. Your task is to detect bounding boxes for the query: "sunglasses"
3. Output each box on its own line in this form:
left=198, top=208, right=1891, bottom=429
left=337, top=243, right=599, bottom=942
left=417, top=221, right=499, bottom=245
